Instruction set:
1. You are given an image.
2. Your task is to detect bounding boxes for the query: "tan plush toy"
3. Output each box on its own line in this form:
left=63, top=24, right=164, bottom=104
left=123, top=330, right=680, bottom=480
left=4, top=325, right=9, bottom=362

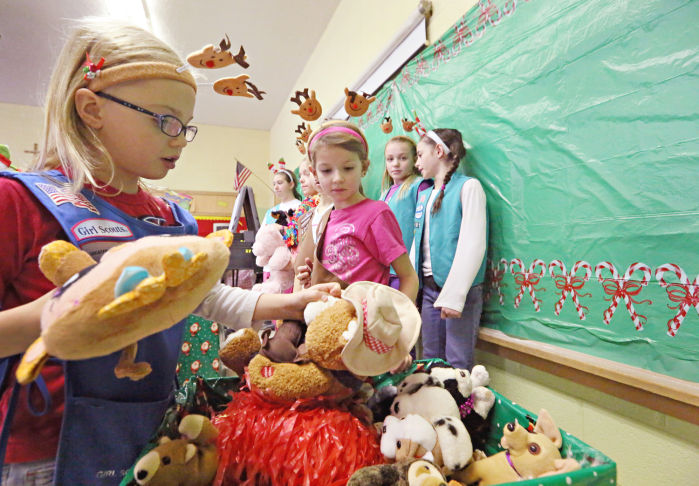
left=133, top=414, right=219, bottom=486
left=455, top=409, right=581, bottom=485
left=290, top=88, right=322, bottom=121
left=186, top=34, right=248, bottom=69
left=344, top=88, right=376, bottom=117
left=16, top=231, right=232, bottom=384
left=222, top=282, right=421, bottom=402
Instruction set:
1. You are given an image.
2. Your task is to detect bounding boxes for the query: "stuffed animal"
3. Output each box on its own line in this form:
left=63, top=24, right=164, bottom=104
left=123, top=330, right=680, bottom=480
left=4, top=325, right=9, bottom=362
left=428, top=364, right=495, bottom=449
left=219, top=327, right=261, bottom=376
left=454, top=409, right=581, bottom=485
left=213, top=75, right=266, bottom=100
left=133, top=414, right=219, bottom=486
left=381, top=116, right=393, bottom=134
left=186, top=34, right=248, bottom=69
left=16, top=231, right=232, bottom=384
left=214, top=282, right=421, bottom=485
left=348, top=458, right=456, bottom=486
left=290, top=88, right=322, bottom=121
left=383, top=364, right=496, bottom=477
left=344, top=88, right=376, bottom=117
left=221, top=282, right=421, bottom=402
left=251, top=224, right=294, bottom=294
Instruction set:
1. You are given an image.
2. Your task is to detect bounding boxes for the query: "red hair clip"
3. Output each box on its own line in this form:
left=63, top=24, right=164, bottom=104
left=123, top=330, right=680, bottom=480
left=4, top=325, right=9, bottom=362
left=82, top=52, right=105, bottom=80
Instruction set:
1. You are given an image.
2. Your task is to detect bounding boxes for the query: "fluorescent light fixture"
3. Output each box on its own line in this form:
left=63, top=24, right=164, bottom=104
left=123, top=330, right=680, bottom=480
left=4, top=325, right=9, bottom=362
left=103, top=0, right=152, bottom=30
left=328, top=6, right=429, bottom=120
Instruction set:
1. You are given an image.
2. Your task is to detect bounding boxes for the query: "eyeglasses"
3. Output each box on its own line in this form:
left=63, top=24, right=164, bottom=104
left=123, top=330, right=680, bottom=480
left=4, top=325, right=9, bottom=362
left=95, top=92, right=198, bottom=142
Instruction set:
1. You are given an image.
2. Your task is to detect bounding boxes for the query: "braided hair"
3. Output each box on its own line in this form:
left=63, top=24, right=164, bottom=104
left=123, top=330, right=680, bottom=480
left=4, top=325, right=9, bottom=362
left=421, top=129, right=467, bottom=213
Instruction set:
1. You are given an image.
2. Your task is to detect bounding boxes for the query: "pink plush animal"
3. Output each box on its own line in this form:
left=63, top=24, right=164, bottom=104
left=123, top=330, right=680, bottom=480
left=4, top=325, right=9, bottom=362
left=252, top=224, right=294, bottom=293
left=455, top=409, right=580, bottom=485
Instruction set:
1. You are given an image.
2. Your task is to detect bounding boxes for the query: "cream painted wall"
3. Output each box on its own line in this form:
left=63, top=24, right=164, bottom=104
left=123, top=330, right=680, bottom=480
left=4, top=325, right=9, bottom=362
left=476, top=350, right=699, bottom=485
left=269, top=0, right=478, bottom=171
left=0, top=101, right=273, bottom=215
left=0, top=102, right=44, bottom=170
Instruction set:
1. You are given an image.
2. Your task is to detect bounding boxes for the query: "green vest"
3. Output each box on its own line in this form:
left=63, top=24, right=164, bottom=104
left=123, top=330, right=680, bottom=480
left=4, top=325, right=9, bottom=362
left=413, top=173, right=487, bottom=288
left=381, top=178, right=425, bottom=275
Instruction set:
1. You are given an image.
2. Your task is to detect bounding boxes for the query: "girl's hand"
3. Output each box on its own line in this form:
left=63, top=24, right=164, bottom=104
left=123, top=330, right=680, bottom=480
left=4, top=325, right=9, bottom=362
left=440, top=307, right=462, bottom=319
left=296, top=257, right=313, bottom=289
left=287, top=282, right=341, bottom=319
left=389, top=354, right=413, bottom=374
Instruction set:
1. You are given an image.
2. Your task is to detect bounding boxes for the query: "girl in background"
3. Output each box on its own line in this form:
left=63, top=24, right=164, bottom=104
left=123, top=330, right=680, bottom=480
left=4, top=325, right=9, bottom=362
left=412, top=129, right=487, bottom=371
left=380, top=135, right=427, bottom=290
left=262, top=167, right=302, bottom=225
left=0, top=18, right=337, bottom=484
left=296, top=121, right=418, bottom=302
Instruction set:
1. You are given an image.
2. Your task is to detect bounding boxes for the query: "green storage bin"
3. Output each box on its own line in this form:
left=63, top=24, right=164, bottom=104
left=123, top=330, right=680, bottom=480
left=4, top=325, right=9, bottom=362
left=374, top=359, right=616, bottom=485
left=481, top=390, right=616, bottom=485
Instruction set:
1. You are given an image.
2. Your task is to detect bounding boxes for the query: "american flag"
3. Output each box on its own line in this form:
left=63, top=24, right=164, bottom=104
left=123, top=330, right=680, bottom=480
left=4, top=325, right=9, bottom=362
left=36, top=183, right=99, bottom=214
left=233, top=159, right=252, bottom=191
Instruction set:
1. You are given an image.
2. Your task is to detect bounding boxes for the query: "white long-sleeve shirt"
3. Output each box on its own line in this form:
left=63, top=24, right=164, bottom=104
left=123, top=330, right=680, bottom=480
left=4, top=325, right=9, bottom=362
left=417, top=178, right=487, bottom=313
left=194, top=282, right=262, bottom=330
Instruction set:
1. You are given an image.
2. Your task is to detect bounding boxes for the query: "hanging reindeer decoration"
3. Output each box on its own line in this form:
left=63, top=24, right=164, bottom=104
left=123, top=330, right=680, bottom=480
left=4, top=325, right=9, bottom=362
left=290, top=89, right=322, bottom=121
left=343, top=88, right=376, bottom=117
left=187, top=34, right=249, bottom=69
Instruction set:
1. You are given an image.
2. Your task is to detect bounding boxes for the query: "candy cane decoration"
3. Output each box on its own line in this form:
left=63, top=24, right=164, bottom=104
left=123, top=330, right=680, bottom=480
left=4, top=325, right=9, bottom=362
left=595, top=262, right=652, bottom=331
left=548, top=260, right=592, bottom=320
left=510, top=258, right=547, bottom=312
left=486, top=258, right=508, bottom=305
left=655, top=263, right=699, bottom=337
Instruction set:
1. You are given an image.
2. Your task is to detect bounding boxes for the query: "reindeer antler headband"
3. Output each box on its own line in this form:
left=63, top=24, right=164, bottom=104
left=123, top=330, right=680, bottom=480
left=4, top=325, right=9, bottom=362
left=82, top=53, right=197, bottom=93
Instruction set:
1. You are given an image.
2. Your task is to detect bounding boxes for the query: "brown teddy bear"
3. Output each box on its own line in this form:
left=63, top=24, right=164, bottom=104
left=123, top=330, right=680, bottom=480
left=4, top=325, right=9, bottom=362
left=214, top=282, right=421, bottom=486
left=133, top=414, right=219, bottom=486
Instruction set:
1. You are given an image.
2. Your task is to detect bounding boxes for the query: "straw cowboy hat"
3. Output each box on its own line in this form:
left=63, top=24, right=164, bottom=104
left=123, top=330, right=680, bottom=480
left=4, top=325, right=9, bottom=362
left=340, top=281, right=421, bottom=376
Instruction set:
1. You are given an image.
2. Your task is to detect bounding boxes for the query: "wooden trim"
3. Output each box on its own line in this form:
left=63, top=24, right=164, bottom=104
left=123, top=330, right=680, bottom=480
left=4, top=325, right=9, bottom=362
left=476, top=328, right=699, bottom=425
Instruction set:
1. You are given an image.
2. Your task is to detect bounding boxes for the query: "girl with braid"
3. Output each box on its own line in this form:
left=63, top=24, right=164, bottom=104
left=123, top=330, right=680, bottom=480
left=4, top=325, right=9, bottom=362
left=412, top=129, right=487, bottom=370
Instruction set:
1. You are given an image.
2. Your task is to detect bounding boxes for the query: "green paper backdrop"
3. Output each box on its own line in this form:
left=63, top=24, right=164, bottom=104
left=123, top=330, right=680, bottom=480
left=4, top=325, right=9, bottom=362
left=356, top=0, right=698, bottom=382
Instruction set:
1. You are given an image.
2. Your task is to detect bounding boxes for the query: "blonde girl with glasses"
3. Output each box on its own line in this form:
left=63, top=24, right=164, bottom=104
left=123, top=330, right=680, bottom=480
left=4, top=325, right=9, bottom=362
left=0, top=18, right=338, bottom=484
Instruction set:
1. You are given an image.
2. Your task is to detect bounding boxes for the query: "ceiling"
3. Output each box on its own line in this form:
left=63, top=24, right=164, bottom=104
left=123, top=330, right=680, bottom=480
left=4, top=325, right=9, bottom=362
left=0, top=0, right=340, bottom=130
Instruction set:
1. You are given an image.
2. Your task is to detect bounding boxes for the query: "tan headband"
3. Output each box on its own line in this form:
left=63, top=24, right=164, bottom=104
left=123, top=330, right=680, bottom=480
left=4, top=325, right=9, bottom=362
left=87, top=62, right=197, bottom=93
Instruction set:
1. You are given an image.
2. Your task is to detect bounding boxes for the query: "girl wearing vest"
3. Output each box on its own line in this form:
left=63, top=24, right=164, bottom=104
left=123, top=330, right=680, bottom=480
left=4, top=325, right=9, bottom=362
left=412, top=129, right=487, bottom=371
left=380, top=136, right=429, bottom=290
left=0, top=18, right=338, bottom=485
left=295, top=121, right=418, bottom=303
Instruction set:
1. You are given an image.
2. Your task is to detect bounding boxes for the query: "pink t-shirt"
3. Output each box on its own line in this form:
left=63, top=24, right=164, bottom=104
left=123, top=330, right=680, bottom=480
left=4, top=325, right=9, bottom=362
left=321, top=198, right=406, bottom=284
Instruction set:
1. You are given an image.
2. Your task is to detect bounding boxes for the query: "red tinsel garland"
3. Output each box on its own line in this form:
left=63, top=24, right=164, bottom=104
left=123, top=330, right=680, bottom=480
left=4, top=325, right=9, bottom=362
left=213, top=391, right=384, bottom=486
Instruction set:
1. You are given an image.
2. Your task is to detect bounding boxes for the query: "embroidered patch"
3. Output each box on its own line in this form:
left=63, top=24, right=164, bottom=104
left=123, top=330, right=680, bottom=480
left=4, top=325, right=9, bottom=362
left=71, top=219, right=134, bottom=241
left=36, top=183, right=99, bottom=214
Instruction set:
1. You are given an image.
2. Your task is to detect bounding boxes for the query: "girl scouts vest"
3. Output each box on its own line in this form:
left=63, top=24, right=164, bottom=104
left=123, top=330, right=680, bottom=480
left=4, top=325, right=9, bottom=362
left=380, top=178, right=425, bottom=264
left=0, top=170, right=197, bottom=485
left=413, top=173, right=487, bottom=289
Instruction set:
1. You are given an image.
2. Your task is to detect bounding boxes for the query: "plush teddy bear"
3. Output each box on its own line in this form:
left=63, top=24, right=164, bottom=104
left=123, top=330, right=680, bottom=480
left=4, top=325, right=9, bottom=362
left=133, top=414, right=219, bottom=486
left=16, top=231, right=232, bottom=384
left=454, top=409, right=581, bottom=486
left=251, top=223, right=294, bottom=294
left=214, top=282, right=422, bottom=486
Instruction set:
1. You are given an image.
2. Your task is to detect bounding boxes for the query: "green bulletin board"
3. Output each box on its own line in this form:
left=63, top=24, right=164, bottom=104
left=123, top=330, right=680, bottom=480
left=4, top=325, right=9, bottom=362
left=355, top=0, right=698, bottom=382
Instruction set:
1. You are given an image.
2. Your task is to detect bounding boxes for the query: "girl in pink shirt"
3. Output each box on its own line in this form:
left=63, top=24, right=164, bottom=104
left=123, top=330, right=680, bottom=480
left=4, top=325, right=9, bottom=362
left=296, top=121, right=418, bottom=302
